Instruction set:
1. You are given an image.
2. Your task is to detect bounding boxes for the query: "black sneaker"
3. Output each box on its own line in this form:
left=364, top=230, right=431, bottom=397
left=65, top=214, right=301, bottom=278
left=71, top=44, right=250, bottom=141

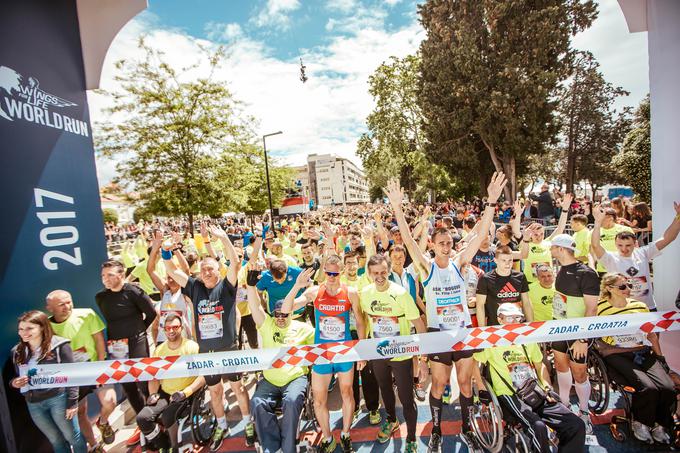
left=209, top=425, right=229, bottom=452
left=244, top=421, right=256, bottom=447
left=427, top=431, right=441, bottom=452
left=340, top=434, right=354, bottom=453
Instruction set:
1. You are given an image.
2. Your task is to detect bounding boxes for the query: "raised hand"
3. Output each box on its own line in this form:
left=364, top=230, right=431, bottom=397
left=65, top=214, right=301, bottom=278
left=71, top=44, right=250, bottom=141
left=560, top=193, right=574, bottom=211
left=151, top=229, right=163, bottom=250
left=592, top=204, right=606, bottom=223
left=674, top=201, right=680, bottom=216
left=295, top=267, right=315, bottom=288
left=486, top=172, right=508, bottom=203
left=383, top=178, right=404, bottom=206
left=200, top=222, right=209, bottom=239
left=522, top=223, right=542, bottom=241
left=210, top=225, right=227, bottom=239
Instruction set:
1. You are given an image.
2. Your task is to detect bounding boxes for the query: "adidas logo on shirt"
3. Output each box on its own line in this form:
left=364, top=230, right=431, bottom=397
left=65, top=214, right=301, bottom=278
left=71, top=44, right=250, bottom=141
left=497, top=282, right=520, bottom=299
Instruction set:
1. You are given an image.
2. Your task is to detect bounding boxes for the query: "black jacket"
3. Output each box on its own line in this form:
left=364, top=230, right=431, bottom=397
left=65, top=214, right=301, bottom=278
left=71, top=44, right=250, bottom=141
left=529, top=191, right=554, bottom=218
left=12, top=336, right=79, bottom=409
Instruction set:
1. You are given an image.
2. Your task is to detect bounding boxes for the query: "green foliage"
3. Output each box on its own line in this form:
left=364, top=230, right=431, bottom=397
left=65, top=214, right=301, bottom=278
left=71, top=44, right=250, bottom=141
left=94, top=38, right=286, bottom=230
left=554, top=51, right=629, bottom=191
left=614, top=96, right=650, bottom=202
left=133, top=205, right=154, bottom=223
left=417, top=0, right=598, bottom=199
left=357, top=54, right=458, bottom=202
left=102, top=208, right=118, bottom=224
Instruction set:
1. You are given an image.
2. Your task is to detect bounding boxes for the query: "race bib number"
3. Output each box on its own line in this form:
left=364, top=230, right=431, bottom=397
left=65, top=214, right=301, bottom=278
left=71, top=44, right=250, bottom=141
left=198, top=313, right=223, bottom=340
left=319, top=316, right=346, bottom=341
left=372, top=316, right=400, bottom=338
left=612, top=333, right=649, bottom=348
left=628, top=276, right=649, bottom=297
left=531, top=262, right=550, bottom=277
left=508, top=362, right=534, bottom=388
left=553, top=293, right=567, bottom=319
left=437, top=302, right=465, bottom=330
left=72, top=346, right=90, bottom=363
left=107, top=339, right=129, bottom=360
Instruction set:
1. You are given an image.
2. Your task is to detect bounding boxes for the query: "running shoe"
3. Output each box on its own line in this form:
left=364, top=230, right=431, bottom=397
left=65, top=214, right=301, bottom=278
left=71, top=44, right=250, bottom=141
left=377, top=420, right=400, bottom=443
left=368, top=410, right=381, bottom=425
left=340, top=433, right=354, bottom=453
left=442, top=384, right=451, bottom=405
left=427, top=431, right=442, bottom=452
left=88, top=442, right=105, bottom=453
left=125, top=426, right=141, bottom=447
left=244, top=421, right=256, bottom=447
left=578, top=410, right=593, bottom=435
left=319, top=436, right=337, bottom=453
left=405, top=440, right=418, bottom=453
left=651, top=423, right=671, bottom=444
left=96, top=418, right=115, bottom=445
left=414, top=383, right=427, bottom=402
left=353, top=408, right=360, bottom=422
left=209, top=425, right=229, bottom=452
left=632, top=421, right=653, bottom=443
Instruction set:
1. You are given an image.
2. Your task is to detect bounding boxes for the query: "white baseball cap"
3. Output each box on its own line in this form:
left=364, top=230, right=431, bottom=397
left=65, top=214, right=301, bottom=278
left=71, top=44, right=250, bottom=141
left=497, top=303, right=524, bottom=318
left=550, top=233, right=576, bottom=251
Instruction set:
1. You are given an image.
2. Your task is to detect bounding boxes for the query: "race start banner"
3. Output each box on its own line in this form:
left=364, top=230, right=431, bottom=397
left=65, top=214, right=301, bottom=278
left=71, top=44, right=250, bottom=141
left=23, top=310, right=680, bottom=390
left=0, top=0, right=108, bottom=362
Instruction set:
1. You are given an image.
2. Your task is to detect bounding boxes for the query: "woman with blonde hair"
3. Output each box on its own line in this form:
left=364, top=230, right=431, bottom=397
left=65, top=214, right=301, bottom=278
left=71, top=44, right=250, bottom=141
left=10, top=310, right=86, bottom=453
left=594, top=273, right=675, bottom=444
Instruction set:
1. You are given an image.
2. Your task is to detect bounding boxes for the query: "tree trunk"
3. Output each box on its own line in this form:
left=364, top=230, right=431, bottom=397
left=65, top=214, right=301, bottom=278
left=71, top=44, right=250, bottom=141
left=566, top=153, right=576, bottom=194
left=481, top=138, right=514, bottom=200
left=188, top=212, right=194, bottom=235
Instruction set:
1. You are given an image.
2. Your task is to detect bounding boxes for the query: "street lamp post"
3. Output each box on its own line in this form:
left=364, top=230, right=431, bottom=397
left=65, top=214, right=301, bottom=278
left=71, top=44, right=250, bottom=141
left=262, top=131, right=283, bottom=228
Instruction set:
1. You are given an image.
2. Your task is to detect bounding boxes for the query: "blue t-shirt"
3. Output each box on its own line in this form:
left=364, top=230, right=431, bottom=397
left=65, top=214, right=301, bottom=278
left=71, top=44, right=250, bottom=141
left=256, top=266, right=305, bottom=316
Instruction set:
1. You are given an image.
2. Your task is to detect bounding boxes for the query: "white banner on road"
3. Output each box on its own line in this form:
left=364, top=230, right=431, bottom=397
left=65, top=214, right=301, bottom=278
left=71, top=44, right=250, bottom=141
left=22, top=310, right=680, bottom=390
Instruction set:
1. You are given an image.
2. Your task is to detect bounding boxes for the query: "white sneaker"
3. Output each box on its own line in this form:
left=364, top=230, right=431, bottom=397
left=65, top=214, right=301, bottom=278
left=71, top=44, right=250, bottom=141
left=579, top=410, right=593, bottom=435
left=632, top=421, right=653, bottom=443
left=651, top=424, right=671, bottom=444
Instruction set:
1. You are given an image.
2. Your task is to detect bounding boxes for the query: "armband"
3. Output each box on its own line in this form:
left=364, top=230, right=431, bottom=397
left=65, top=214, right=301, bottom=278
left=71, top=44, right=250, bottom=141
left=161, top=249, right=173, bottom=260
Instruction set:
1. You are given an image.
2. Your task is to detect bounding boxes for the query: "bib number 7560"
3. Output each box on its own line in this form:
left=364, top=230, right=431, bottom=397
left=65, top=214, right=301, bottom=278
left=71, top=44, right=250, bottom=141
left=34, top=188, right=82, bottom=270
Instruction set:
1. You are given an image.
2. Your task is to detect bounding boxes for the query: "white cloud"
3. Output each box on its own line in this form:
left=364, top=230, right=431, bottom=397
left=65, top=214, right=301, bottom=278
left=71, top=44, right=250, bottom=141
left=384, top=0, right=403, bottom=6
left=204, top=22, right=243, bottom=42
left=326, top=0, right=358, bottom=14
left=89, top=11, right=423, bottom=184
left=325, top=5, right=387, bottom=33
left=252, top=0, right=301, bottom=31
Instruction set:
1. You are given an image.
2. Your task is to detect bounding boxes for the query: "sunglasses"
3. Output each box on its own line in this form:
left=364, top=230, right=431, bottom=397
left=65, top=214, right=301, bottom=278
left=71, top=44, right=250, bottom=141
left=164, top=325, right=182, bottom=332
left=610, top=283, right=632, bottom=290
left=273, top=312, right=289, bottom=319
left=325, top=271, right=340, bottom=277
left=504, top=315, right=524, bottom=323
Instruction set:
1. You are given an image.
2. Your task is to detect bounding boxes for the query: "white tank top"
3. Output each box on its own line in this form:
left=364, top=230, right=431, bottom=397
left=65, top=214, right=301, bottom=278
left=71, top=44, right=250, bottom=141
left=423, top=259, right=471, bottom=330
left=156, top=289, right=192, bottom=342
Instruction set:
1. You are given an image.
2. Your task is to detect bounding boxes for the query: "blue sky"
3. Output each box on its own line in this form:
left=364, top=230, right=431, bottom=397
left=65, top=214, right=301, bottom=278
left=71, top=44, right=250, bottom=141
left=90, top=0, right=648, bottom=183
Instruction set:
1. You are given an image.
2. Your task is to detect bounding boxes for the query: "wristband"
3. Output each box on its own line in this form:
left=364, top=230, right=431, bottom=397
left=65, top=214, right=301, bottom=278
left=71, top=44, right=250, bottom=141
left=676, top=214, right=680, bottom=221
left=262, top=225, right=270, bottom=239
left=485, top=202, right=497, bottom=208
left=161, top=249, right=173, bottom=260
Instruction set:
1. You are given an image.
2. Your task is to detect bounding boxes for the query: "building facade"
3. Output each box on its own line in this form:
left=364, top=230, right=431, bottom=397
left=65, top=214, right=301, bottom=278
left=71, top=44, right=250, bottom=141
left=304, top=154, right=369, bottom=207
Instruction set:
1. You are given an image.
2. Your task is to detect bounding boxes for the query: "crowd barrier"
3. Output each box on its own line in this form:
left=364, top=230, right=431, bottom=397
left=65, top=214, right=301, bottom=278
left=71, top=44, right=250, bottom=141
left=22, top=310, right=680, bottom=390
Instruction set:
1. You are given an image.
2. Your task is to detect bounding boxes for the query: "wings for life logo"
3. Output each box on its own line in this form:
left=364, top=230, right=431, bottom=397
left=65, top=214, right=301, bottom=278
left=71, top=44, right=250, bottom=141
left=0, top=65, right=89, bottom=136
left=376, top=338, right=419, bottom=357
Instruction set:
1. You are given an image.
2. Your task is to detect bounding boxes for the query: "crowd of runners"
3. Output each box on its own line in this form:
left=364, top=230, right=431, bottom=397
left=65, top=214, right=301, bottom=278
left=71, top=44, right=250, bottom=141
left=10, top=172, right=680, bottom=453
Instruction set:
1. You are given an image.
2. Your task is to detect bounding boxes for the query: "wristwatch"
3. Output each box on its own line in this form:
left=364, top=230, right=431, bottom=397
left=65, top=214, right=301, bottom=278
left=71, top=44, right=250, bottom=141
left=485, top=202, right=497, bottom=208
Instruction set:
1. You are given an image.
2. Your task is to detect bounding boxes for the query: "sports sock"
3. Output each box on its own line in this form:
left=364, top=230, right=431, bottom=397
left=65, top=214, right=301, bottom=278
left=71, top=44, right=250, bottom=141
left=557, top=370, right=573, bottom=406
left=429, top=393, right=443, bottom=434
left=217, top=416, right=227, bottom=429
left=574, top=379, right=592, bottom=412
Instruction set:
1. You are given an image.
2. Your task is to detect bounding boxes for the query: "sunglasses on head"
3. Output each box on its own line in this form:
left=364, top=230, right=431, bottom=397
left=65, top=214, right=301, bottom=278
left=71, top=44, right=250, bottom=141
left=610, top=283, right=632, bottom=290
left=164, top=325, right=182, bottom=332
left=273, top=311, right=289, bottom=319
left=325, top=271, right=340, bottom=277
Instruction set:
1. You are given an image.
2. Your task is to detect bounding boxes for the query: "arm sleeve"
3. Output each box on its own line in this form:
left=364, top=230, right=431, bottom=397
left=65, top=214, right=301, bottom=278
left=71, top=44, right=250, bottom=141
left=581, top=268, right=601, bottom=296
left=181, top=276, right=197, bottom=298
left=59, top=343, right=79, bottom=409
left=520, top=275, right=530, bottom=293
left=598, top=251, right=617, bottom=271
left=87, top=310, right=106, bottom=334
left=476, top=275, right=489, bottom=295
left=130, top=285, right=158, bottom=329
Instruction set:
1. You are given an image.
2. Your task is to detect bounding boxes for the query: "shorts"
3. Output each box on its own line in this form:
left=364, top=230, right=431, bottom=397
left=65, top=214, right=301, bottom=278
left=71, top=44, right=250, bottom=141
left=312, top=362, right=353, bottom=375
left=427, top=327, right=478, bottom=365
left=551, top=340, right=588, bottom=364
left=202, top=344, right=243, bottom=386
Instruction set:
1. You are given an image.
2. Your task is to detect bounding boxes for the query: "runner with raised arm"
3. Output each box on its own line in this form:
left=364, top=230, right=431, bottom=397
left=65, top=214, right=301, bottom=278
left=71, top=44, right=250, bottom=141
left=384, top=173, right=508, bottom=452
left=281, top=257, right=365, bottom=453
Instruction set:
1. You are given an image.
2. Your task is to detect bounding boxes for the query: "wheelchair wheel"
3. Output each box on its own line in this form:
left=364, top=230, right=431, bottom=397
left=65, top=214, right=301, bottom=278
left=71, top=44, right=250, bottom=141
left=302, top=385, right=318, bottom=433
left=469, top=376, right=504, bottom=453
left=587, top=352, right=610, bottom=415
left=190, top=388, right=217, bottom=446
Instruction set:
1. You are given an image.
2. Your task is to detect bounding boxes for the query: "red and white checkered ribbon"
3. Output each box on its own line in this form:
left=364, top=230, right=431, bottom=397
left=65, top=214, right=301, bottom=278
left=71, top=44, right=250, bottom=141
left=23, top=310, right=680, bottom=389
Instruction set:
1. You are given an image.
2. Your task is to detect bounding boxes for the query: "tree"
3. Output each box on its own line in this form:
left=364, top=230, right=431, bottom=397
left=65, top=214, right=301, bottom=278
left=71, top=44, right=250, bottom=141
left=555, top=51, right=629, bottom=192
left=95, top=38, right=255, bottom=233
left=102, top=208, right=118, bottom=224
left=614, top=96, right=651, bottom=202
left=417, top=0, right=597, bottom=200
left=357, top=54, right=460, bottom=202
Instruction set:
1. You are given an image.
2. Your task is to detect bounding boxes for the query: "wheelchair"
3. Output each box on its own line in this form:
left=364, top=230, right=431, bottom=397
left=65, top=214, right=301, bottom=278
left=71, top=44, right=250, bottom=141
left=253, top=373, right=317, bottom=453
left=140, top=385, right=217, bottom=451
left=468, top=364, right=559, bottom=453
